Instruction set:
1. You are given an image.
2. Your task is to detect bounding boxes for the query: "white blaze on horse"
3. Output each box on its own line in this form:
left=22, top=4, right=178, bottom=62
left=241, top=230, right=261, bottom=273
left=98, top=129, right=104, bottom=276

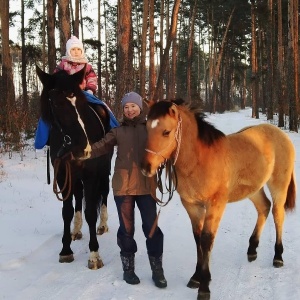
left=141, top=100, right=296, bottom=300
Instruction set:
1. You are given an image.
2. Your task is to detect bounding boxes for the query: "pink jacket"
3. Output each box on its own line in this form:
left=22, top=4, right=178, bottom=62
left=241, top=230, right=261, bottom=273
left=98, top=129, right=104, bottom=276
left=55, top=59, right=98, bottom=94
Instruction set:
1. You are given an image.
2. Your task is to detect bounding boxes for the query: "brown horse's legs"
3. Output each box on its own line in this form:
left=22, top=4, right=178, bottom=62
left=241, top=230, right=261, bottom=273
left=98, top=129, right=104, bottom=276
left=182, top=198, right=227, bottom=300
left=196, top=201, right=226, bottom=299
left=247, top=189, right=271, bottom=261
left=181, top=200, right=206, bottom=289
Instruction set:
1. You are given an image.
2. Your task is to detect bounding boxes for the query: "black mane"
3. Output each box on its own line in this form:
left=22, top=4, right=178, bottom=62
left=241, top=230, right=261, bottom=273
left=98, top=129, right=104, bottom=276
left=147, top=100, right=225, bottom=146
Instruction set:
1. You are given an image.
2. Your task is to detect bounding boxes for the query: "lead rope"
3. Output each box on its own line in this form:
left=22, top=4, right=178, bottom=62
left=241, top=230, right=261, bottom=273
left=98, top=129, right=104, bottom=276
left=53, top=157, right=72, bottom=201
left=148, top=116, right=182, bottom=238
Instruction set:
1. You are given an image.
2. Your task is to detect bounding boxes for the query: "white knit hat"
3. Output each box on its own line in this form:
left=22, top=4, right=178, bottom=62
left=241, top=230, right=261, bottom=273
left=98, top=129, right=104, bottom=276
left=63, top=36, right=88, bottom=63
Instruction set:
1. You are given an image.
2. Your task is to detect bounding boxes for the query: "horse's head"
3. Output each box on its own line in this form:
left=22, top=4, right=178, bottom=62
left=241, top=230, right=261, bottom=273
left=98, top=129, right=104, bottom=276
left=141, top=100, right=182, bottom=177
left=36, top=65, right=93, bottom=161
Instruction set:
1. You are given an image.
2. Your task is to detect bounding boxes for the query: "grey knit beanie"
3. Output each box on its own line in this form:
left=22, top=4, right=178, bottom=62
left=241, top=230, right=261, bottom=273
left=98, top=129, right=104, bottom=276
left=121, top=92, right=143, bottom=110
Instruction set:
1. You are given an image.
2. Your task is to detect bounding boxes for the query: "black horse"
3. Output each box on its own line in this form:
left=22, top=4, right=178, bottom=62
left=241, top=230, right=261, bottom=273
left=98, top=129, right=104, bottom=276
left=36, top=66, right=111, bottom=269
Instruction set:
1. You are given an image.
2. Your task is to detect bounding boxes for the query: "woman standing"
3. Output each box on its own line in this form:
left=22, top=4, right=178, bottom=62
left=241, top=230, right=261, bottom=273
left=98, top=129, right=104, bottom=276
left=90, top=92, right=167, bottom=288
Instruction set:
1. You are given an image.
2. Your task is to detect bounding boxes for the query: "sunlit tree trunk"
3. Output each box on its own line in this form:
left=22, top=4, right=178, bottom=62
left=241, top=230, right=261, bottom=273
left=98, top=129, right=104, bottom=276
left=153, top=0, right=181, bottom=101
left=42, top=0, right=46, bottom=70
left=21, top=0, right=28, bottom=111
left=115, top=0, right=133, bottom=117
left=211, top=7, right=235, bottom=112
left=58, top=0, right=71, bottom=55
left=0, top=0, right=16, bottom=133
left=186, top=0, right=197, bottom=103
left=140, top=0, right=149, bottom=99
left=47, top=0, right=57, bottom=73
left=104, top=2, right=110, bottom=103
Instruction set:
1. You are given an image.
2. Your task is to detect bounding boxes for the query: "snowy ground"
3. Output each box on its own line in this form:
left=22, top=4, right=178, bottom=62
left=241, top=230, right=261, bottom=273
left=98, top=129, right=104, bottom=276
left=1, top=108, right=300, bottom=300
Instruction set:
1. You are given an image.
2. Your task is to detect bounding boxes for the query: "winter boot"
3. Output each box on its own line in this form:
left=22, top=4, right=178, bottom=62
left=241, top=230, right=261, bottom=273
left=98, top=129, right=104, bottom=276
left=120, top=254, right=140, bottom=285
left=149, top=255, right=167, bottom=288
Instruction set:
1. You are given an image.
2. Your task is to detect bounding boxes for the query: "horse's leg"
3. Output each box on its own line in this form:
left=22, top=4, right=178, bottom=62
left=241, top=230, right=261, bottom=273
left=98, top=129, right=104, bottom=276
left=59, top=195, right=75, bottom=263
left=72, top=179, right=83, bottom=240
left=181, top=200, right=206, bottom=289
left=83, top=180, right=103, bottom=269
left=193, top=200, right=227, bottom=300
left=97, top=195, right=109, bottom=235
left=247, top=188, right=271, bottom=261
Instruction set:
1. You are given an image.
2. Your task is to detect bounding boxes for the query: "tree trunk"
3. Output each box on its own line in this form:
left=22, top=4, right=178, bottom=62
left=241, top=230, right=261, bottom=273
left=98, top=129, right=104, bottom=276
left=251, top=0, right=259, bottom=118
left=140, top=0, right=149, bottom=99
left=47, top=0, right=57, bottom=73
left=58, top=0, right=71, bottom=56
left=97, top=0, right=102, bottom=99
left=153, top=0, right=181, bottom=101
left=276, top=0, right=284, bottom=126
left=186, top=0, right=197, bottom=103
left=115, top=0, right=133, bottom=117
left=211, top=7, right=235, bottom=112
left=287, top=0, right=298, bottom=131
left=0, top=0, right=16, bottom=134
left=21, top=0, right=28, bottom=111
left=149, top=0, right=155, bottom=99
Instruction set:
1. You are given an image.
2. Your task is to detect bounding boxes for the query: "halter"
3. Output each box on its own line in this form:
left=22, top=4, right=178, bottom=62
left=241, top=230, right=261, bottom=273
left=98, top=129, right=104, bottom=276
left=146, top=112, right=182, bottom=238
left=145, top=113, right=182, bottom=165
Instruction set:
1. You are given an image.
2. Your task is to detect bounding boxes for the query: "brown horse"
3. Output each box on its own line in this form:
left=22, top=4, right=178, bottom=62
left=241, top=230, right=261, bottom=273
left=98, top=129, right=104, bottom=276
left=141, top=100, right=296, bottom=300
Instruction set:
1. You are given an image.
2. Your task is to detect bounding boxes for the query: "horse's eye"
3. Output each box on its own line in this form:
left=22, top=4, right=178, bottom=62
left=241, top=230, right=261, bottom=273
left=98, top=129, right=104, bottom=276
left=163, top=130, right=171, bottom=137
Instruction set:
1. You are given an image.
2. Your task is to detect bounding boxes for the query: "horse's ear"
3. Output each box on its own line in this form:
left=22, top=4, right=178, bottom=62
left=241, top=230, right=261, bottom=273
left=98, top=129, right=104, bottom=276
left=72, top=64, right=86, bottom=86
left=36, top=65, right=51, bottom=87
left=144, top=99, right=156, bottom=108
left=169, top=103, right=179, bottom=118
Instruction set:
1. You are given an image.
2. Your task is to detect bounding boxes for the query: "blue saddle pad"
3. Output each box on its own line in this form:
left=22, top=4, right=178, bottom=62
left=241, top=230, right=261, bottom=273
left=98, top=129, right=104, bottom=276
left=34, top=92, right=119, bottom=149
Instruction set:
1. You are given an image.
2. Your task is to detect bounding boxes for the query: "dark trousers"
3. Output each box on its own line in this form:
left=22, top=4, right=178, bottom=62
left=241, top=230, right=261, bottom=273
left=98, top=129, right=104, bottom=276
left=114, top=194, right=164, bottom=258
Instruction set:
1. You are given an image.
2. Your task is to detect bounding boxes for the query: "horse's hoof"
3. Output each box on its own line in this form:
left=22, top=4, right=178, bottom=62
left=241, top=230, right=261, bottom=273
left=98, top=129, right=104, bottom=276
left=72, top=231, right=83, bottom=241
left=247, top=254, right=257, bottom=262
left=187, top=278, right=200, bottom=289
left=273, top=259, right=283, bottom=268
left=97, top=226, right=108, bottom=235
left=88, top=258, right=104, bottom=270
left=59, top=254, right=74, bottom=263
left=197, top=291, right=210, bottom=300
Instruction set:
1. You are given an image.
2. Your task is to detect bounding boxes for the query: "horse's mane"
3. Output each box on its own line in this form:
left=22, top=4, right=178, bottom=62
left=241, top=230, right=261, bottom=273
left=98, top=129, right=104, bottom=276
left=148, top=99, right=225, bottom=146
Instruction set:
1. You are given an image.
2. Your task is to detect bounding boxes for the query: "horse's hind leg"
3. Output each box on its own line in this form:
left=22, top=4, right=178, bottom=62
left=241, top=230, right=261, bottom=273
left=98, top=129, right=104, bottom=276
left=271, top=200, right=286, bottom=267
left=247, top=188, right=271, bottom=262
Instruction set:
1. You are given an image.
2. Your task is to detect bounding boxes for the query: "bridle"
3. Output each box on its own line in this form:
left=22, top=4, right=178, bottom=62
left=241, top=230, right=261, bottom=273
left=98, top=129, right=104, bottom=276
left=147, top=111, right=183, bottom=239
left=145, top=113, right=182, bottom=165
left=47, top=88, right=74, bottom=201
left=146, top=113, right=182, bottom=207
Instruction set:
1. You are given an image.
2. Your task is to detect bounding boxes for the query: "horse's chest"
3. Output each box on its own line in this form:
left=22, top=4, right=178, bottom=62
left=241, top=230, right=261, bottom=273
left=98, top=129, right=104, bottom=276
left=177, top=174, right=208, bottom=201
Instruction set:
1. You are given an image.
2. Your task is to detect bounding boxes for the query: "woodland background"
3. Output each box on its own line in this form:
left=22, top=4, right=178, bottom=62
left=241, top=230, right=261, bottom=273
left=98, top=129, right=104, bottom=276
left=0, top=0, right=299, bottom=150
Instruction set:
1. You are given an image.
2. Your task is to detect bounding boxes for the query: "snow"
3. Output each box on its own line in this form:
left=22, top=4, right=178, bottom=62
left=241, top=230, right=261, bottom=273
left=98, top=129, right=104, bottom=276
left=1, top=108, right=300, bottom=300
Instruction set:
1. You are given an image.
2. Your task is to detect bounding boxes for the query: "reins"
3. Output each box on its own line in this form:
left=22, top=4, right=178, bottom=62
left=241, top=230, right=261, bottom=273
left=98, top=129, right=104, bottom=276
left=148, top=113, right=182, bottom=238
left=53, top=157, right=73, bottom=201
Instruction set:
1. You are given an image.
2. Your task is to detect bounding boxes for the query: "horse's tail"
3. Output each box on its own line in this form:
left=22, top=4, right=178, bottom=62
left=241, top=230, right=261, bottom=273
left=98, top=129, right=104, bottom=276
left=285, top=169, right=296, bottom=211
